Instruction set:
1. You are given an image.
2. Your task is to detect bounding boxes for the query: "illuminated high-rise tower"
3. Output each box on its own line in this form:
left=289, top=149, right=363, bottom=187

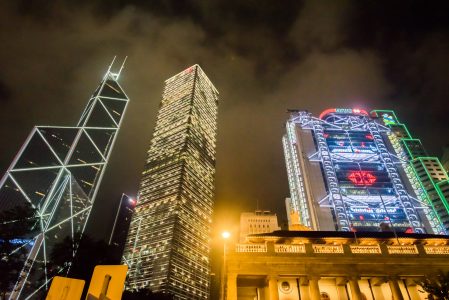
left=0, top=59, right=129, bottom=299
left=123, top=65, right=219, bottom=299
left=283, top=108, right=447, bottom=235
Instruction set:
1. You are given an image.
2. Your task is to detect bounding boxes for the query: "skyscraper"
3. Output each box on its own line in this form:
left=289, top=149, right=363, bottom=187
left=371, top=110, right=449, bottom=233
left=109, top=193, right=136, bottom=262
left=123, top=65, right=219, bottom=299
left=283, top=108, right=447, bottom=235
left=0, top=59, right=129, bottom=299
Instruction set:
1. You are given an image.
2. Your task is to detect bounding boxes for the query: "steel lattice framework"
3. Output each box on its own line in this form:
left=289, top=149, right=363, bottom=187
left=0, top=58, right=129, bottom=299
left=283, top=108, right=446, bottom=234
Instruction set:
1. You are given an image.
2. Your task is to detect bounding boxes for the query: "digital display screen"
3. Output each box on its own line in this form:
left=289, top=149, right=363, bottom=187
left=316, top=112, right=416, bottom=232
left=324, top=130, right=377, bottom=155
left=348, top=206, right=410, bottom=232
left=335, top=163, right=393, bottom=191
left=333, top=163, right=410, bottom=231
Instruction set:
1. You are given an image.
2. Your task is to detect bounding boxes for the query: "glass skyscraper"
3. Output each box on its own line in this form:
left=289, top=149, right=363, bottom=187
left=123, top=65, right=219, bottom=299
left=0, top=59, right=129, bottom=299
left=283, top=108, right=447, bottom=235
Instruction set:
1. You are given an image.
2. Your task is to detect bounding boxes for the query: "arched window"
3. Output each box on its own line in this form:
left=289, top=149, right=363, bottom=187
left=320, top=292, right=330, bottom=300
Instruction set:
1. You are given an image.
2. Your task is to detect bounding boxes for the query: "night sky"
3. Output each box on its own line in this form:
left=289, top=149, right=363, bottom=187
left=1, top=1, right=449, bottom=243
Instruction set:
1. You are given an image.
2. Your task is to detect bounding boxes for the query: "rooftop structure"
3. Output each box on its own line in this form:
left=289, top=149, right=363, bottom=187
left=239, top=211, right=280, bottom=242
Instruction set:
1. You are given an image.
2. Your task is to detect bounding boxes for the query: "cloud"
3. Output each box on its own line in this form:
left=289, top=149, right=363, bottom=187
left=280, top=49, right=391, bottom=112
left=0, top=0, right=448, bottom=242
left=289, top=0, right=353, bottom=53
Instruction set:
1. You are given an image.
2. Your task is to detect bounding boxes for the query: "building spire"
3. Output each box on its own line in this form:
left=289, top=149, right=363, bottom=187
left=105, top=56, right=127, bottom=81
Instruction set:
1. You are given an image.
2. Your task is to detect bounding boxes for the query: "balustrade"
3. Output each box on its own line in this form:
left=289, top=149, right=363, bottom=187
left=350, top=245, right=381, bottom=254
left=387, top=245, right=418, bottom=254
left=312, top=244, right=344, bottom=254
left=424, top=245, right=449, bottom=255
left=274, top=244, right=306, bottom=253
left=235, top=244, right=267, bottom=253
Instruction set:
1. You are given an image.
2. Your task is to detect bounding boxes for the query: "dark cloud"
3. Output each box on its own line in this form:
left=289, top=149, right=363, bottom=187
left=0, top=79, right=12, bottom=103
left=1, top=0, right=449, bottom=244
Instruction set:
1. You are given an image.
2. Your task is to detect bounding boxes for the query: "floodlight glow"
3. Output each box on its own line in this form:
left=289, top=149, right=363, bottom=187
left=222, top=231, right=231, bottom=239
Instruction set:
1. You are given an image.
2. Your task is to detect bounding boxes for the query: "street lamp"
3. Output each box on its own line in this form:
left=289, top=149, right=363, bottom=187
left=220, top=231, right=230, bottom=300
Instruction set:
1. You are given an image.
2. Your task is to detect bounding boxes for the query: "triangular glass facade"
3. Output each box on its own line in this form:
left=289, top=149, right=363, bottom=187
left=0, top=60, right=129, bottom=299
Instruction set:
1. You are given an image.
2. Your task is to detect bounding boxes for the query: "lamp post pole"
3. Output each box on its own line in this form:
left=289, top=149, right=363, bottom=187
left=220, top=231, right=230, bottom=300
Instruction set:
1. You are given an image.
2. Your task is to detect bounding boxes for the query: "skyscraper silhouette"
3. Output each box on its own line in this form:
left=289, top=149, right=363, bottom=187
left=123, top=65, right=219, bottom=299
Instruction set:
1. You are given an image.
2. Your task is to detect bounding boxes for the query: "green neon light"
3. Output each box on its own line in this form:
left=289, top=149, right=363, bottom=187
left=371, top=109, right=400, bottom=123
left=401, top=138, right=425, bottom=160
left=436, top=181, right=449, bottom=215
left=389, top=124, right=412, bottom=139
left=417, top=158, right=449, bottom=216
left=374, top=109, right=448, bottom=233
left=371, top=110, right=413, bottom=138
left=407, top=159, right=446, bottom=229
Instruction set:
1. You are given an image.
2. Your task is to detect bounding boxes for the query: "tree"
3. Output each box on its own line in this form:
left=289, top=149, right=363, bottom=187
left=49, top=233, right=117, bottom=298
left=418, top=271, right=449, bottom=300
left=122, top=289, right=174, bottom=300
left=0, top=203, right=38, bottom=299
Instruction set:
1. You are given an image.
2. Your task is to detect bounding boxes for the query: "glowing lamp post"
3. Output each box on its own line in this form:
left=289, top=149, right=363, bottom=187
left=220, top=231, right=230, bottom=300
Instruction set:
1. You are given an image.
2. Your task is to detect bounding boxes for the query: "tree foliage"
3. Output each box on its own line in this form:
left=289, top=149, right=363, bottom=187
left=418, top=271, right=449, bottom=300
left=122, top=289, right=174, bottom=300
left=50, top=234, right=116, bottom=281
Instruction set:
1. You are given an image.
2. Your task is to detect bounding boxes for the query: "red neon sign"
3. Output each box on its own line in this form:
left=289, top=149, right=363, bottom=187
left=319, top=108, right=337, bottom=119
left=319, top=108, right=369, bottom=120
left=348, top=171, right=377, bottom=186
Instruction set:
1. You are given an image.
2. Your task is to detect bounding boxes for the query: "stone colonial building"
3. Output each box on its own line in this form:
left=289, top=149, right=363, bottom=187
left=224, top=231, right=449, bottom=300
left=239, top=211, right=281, bottom=242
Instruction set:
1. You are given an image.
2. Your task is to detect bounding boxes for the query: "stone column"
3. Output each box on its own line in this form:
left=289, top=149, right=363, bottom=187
left=389, top=278, right=404, bottom=300
left=268, top=276, right=279, bottom=300
left=336, top=277, right=349, bottom=300
left=226, top=273, right=238, bottom=300
left=308, top=277, right=321, bottom=300
left=406, top=285, right=421, bottom=300
left=349, top=277, right=363, bottom=300
left=299, top=277, right=310, bottom=300
left=405, top=278, right=422, bottom=300
left=370, top=277, right=387, bottom=300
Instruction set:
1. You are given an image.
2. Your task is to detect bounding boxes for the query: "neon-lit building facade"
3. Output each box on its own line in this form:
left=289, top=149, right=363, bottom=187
left=0, top=59, right=129, bottom=299
left=123, top=65, right=219, bottom=299
left=283, top=108, right=447, bottom=234
left=371, top=110, right=449, bottom=233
